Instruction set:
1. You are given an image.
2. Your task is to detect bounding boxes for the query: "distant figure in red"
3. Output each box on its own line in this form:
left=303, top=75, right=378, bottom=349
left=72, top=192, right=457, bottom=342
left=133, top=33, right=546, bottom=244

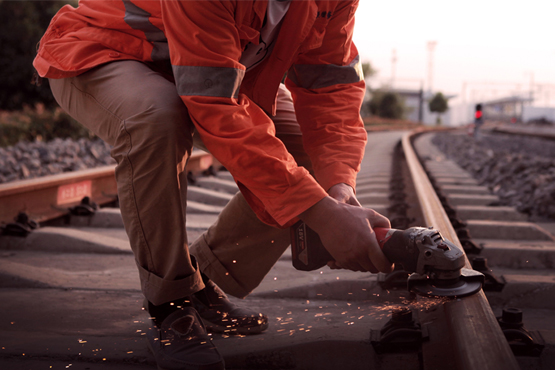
left=474, top=103, right=484, bottom=139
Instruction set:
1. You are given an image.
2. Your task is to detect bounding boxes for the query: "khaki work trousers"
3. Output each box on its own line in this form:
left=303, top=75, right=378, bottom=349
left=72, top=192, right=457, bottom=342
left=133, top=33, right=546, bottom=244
left=49, top=61, right=313, bottom=305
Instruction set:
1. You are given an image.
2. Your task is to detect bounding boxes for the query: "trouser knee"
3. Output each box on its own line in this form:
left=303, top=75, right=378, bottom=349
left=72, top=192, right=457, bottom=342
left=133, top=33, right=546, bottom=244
left=117, top=100, right=194, bottom=161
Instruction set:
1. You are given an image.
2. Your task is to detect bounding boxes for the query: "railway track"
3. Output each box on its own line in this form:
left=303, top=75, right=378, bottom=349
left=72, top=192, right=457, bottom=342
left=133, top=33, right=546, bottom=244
left=411, top=131, right=554, bottom=370
left=490, top=122, right=555, bottom=140
left=0, top=129, right=553, bottom=370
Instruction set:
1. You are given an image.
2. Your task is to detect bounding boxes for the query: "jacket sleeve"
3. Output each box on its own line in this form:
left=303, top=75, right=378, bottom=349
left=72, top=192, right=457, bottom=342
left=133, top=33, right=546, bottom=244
left=160, top=1, right=327, bottom=227
left=285, top=0, right=367, bottom=193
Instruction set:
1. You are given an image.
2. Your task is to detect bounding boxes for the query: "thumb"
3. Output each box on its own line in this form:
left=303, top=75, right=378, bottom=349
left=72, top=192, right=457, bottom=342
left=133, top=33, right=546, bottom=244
left=347, top=196, right=361, bottom=207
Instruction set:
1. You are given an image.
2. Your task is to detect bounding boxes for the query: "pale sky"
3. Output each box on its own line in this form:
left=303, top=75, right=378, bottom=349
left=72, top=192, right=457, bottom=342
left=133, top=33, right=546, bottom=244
left=353, top=0, right=555, bottom=106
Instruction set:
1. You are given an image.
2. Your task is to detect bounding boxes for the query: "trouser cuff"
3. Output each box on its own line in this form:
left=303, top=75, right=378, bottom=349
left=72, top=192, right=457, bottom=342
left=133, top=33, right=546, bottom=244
left=190, top=235, right=251, bottom=299
left=138, top=259, right=204, bottom=306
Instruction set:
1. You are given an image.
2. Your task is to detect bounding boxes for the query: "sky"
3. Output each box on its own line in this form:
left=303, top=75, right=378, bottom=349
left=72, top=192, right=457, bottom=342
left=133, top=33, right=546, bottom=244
left=352, top=0, right=555, bottom=106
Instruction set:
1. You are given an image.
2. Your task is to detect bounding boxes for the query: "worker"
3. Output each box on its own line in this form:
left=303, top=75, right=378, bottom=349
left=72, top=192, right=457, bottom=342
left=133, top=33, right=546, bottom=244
left=474, top=103, right=484, bottom=139
left=34, top=1, right=393, bottom=369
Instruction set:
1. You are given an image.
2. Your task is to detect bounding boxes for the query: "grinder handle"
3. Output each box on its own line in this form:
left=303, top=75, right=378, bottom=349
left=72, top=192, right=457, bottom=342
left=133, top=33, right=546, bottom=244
left=374, top=227, right=396, bottom=248
left=375, top=227, right=420, bottom=273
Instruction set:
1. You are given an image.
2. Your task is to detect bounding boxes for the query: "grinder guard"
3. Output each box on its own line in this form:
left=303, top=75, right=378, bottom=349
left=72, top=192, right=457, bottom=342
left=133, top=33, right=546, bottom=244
left=408, top=268, right=485, bottom=298
left=378, top=227, right=484, bottom=298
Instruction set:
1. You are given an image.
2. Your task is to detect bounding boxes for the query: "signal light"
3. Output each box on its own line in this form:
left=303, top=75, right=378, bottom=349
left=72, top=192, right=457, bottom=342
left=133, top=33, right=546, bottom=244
left=475, top=104, right=483, bottom=121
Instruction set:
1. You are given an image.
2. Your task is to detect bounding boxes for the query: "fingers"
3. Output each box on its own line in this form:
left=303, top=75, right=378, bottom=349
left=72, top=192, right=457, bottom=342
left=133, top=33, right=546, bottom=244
left=325, top=226, right=385, bottom=273
left=367, top=237, right=394, bottom=273
left=367, top=208, right=391, bottom=229
left=327, top=183, right=360, bottom=206
left=328, top=257, right=380, bottom=273
left=364, top=219, right=394, bottom=273
left=325, top=209, right=393, bottom=274
left=327, top=260, right=380, bottom=273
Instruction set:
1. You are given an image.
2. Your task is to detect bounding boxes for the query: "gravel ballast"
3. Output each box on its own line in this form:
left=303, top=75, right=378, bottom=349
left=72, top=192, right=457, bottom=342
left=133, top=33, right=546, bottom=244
left=432, top=131, right=555, bottom=221
left=0, top=138, right=114, bottom=184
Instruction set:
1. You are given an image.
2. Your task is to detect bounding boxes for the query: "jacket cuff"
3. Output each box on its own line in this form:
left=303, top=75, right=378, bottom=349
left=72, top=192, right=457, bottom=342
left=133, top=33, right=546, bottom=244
left=315, top=162, right=358, bottom=193
left=238, top=174, right=328, bottom=228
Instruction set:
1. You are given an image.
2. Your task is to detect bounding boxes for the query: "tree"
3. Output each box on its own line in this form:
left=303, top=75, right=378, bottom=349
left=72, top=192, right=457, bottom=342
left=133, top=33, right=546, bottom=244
left=368, top=90, right=404, bottom=119
left=361, top=62, right=377, bottom=80
left=0, top=1, right=72, bottom=110
left=429, top=92, right=449, bottom=125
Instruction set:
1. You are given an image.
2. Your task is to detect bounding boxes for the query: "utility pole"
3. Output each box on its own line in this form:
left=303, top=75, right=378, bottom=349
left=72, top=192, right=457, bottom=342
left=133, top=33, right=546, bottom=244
left=529, top=72, right=534, bottom=104
left=391, top=48, right=397, bottom=89
left=418, top=81, right=424, bottom=123
left=461, top=81, right=468, bottom=125
left=427, top=41, right=437, bottom=94
left=524, top=71, right=535, bottom=105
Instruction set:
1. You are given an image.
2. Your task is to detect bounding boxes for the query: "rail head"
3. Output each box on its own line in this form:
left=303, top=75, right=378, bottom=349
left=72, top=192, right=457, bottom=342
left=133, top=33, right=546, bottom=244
left=402, top=129, right=519, bottom=370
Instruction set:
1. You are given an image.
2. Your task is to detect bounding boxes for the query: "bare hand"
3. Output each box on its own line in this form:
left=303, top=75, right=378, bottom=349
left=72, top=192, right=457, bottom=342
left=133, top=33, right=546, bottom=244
left=299, top=196, right=393, bottom=273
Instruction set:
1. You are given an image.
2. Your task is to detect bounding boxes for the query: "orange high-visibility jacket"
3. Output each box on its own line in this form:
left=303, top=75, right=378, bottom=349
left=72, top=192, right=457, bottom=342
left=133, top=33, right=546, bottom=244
left=34, top=0, right=367, bottom=227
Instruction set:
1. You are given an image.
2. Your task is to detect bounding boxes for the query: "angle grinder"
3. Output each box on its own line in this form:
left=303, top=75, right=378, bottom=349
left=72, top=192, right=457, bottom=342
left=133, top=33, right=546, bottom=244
left=290, top=223, right=484, bottom=298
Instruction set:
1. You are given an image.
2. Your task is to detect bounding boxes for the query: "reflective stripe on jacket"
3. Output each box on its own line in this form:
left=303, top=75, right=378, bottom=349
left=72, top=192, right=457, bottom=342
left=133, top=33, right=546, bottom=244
left=34, top=0, right=367, bottom=227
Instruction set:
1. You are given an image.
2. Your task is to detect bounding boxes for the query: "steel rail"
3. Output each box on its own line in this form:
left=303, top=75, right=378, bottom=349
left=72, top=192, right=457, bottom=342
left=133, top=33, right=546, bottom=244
left=402, top=130, right=519, bottom=370
left=491, top=123, right=555, bottom=140
left=0, top=150, right=214, bottom=225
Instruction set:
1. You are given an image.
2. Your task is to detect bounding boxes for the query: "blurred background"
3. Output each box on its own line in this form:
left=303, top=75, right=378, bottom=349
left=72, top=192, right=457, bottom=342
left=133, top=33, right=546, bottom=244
left=0, top=0, right=89, bottom=148
left=354, top=0, right=555, bottom=126
left=1, top=0, right=554, bottom=145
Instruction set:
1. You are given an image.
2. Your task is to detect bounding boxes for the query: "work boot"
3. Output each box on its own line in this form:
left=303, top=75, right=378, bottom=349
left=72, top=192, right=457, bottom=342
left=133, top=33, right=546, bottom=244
left=192, top=273, right=269, bottom=335
left=147, top=306, right=225, bottom=370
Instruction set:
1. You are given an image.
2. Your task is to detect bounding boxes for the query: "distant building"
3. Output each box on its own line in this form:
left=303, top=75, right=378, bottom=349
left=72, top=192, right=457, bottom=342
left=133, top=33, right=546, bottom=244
left=449, top=95, right=555, bottom=126
left=481, top=96, right=533, bottom=123
left=522, top=106, right=555, bottom=124
left=363, top=79, right=455, bottom=125
left=391, top=88, right=424, bottom=123
left=387, top=89, right=456, bottom=125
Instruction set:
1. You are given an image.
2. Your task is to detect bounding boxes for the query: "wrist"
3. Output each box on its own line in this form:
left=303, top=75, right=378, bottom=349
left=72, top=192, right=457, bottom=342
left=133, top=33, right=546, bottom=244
left=298, top=196, right=337, bottom=231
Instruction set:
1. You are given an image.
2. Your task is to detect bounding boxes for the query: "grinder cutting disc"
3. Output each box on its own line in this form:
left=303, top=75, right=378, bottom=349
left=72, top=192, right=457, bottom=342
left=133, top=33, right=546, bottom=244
left=408, top=268, right=485, bottom=298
